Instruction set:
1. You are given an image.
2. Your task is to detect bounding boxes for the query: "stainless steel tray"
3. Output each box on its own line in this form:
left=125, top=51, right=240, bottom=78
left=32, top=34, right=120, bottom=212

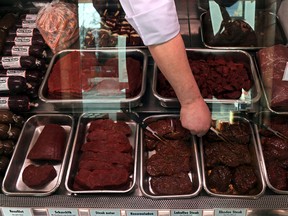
left=200, top=116, right=266, bottom=199
left=39, top=49, right=148, bottom=110
left=2, top=114, right=74, bottom=196
left=200, top=10, right=287, bottom=50
left=140, top=114, right=202, bottom=199
left=254, top=111, right=288, bottom=194
left=65, top=112, right=138, bottom=194
left=152, top=49, right=261, bottom=108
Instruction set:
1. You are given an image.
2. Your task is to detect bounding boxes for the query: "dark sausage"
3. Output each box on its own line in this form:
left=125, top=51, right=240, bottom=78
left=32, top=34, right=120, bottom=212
left=0, top=69, right=43, bottom=82
left=0, top=56, right=46, bottom=69
left=0, top=76, right=31, bottom=94
left=5, top=35, right=45, bottom=46
left=0, top=95, right=36, bottom=112
left=8, top=28, right=41, bottom=37
left=0, top=13, right=17, bottom=30
left=2, top=45, right=47, bottom=58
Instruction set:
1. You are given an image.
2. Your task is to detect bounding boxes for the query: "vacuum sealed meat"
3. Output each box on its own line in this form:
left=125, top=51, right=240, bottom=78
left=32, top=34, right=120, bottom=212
left=36, top=1, right=79, bottom=53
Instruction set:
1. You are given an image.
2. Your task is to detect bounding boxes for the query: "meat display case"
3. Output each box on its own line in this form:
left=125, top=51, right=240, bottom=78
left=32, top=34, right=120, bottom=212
left=1, top=0, right=288, bottom=215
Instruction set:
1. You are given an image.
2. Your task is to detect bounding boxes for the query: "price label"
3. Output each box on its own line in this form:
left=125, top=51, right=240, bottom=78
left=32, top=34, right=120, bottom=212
left=171, top=210, right=202, bottom=216
left=48, top=208, right=79, bottom=216
left=90, top=210, right=121, bottom=216
left=215, top=209, right=246, bottom=216
left=126, top=210, right=157, bottom=216
left=1, top=207, right=32, bottom=216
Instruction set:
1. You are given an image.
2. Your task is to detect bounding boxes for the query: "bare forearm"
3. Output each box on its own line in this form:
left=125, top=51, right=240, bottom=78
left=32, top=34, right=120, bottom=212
left=148, top=33, right=202, bottom=106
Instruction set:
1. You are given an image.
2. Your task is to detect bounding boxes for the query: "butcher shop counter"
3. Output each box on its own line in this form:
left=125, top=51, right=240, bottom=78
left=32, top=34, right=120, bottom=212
left=2, top=1, right=288, bottom=216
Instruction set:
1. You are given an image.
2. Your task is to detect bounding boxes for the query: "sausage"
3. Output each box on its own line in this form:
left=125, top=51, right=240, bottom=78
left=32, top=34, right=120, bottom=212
left=0, top=96, right=36, bottom=112
left=0, top=76, right=31, bottom=94
left=2, top=45, right=47, bottom=58
left=8, top=28, right=41, bottom=37
left=0, top=13, right=17, bottom=30
left=0, top=155, right=9, bottom=173
left=15, top=20, right=37, bottom=29
left=26, top=81, right=40, bottom=99
left=0, top=29, right=7, bottom=54
left=0, top=69, right=43, bottom=82
left=5, top=35, right=46, bottom=46
left=0, top=56, right=46, bottom=70
left=0, top=110, right=25, bottom=126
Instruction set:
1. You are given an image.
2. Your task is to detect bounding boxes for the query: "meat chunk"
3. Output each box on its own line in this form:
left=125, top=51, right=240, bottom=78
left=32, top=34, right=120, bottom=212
left=233, top=165, right=258, bottom=194
left=266, top=161, right=288, bottom=190
left=86, top=129, right=130, bottom=143
left=27, top=124, right=67, bottom=162
left=150, top=172, right=193, bottom=195
left=22, top=164, right=57, bottom=188
left=88, top=119, right=131, bottom=136
left=207, top=165, right=232, bottom=192
left=146, top=153, right=190, bottom=176
left=81, top=141, right=132, bottom=153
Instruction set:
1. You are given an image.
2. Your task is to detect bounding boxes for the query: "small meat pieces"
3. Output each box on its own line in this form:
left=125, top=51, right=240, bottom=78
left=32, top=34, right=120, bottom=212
left=233, top=165, right=258, bottom=194
left=146, top=153, right=190, bottom=176
left=150, top=172, right=193, bottom=195
left=88, top=119, right=131, bottom=136
left=22, top=164, right=57, bottom=188
left=74, top=168, right=129, bottom=190
left=27, top=124, right=67, bottom=162
left=207, top=165, right=232, bottom=192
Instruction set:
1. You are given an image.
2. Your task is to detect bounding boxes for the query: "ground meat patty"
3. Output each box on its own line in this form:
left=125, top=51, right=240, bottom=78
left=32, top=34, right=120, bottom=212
left=207, top=165, right=232, bottom=192
left=233, top=165, right=258, bottom=194
left=266, top=161, right=288, bottom=190
left=88, top=119, right=131, bottom=136
left=22, top=164, right=57, bottom=188
left=146, top=153, right=191, bottom=176
left=74, top=168, right=129, bottom=190
left=150, top=172, right=193, bottom=195
left=27, top=124, right=67, bottom=162
left=155, top=139, right=192, bottom=158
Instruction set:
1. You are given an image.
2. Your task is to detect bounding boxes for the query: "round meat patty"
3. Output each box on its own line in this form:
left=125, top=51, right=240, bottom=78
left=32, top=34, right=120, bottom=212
left=150, top=172, right=193, bottom=195
left=22, top=164, right=57, bottom=188
left=207, top=165, right=232, bottom=192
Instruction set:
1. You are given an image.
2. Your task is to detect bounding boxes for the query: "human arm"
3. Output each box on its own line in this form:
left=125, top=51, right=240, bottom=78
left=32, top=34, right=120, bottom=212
left=118, top=0, right=211, bottom=136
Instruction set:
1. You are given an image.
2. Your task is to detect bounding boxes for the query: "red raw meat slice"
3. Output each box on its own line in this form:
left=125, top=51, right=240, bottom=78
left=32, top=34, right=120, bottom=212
left=86, top=129, right=130, bottom=143
left=74, top=168, right=130, bottom=189
left=78, top=159, right=131, bottom=172
left=88, top=119, right=131, bottom=136
left=81, top=141, right=132, bottom=153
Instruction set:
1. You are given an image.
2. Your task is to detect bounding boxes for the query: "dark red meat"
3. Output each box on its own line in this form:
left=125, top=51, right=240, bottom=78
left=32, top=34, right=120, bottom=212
left=81, top=141, right=132, bottom=153
left=88, top=119, right=131, bottom=136
left=22, top=164, right=57, bottom=188
left=207, top=165, right=232, bottom=192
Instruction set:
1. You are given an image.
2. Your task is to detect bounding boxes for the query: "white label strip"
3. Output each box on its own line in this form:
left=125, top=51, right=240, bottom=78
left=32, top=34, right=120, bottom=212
left=282, top=62, right=288, bottom=81
left=1, top=207, right=33, bottom=216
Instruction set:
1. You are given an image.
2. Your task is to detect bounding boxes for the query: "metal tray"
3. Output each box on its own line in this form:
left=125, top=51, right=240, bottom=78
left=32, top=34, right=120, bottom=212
left=140, top=114, right=202, bottom=199
left=199, top=116, right=266, bottom=199
left=39, top=49, right=148, bottom=110
left=200, top=10, right=287, bottom=50
left=2, top=114, right=74, bottom=196
left=254, top=111, right=288, bottom=194
left=152, top=49, right=261, bottom=109
left=65, top=112, right=138, bottom=194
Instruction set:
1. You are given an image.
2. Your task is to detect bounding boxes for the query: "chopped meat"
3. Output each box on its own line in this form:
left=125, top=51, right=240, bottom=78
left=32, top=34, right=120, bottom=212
left=150, top=172, right=193, bottom=195
left=207, top=165, right=232, bottom=192
left=233, top=165, right=258, bottom=194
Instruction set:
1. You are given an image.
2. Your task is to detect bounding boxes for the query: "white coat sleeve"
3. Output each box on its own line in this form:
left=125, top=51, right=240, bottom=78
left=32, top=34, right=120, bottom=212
left=118, top=0, right=180, bottom=46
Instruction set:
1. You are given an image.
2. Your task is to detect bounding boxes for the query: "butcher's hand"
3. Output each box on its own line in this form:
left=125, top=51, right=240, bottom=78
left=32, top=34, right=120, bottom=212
left=180, top=97, right=211, bottom=137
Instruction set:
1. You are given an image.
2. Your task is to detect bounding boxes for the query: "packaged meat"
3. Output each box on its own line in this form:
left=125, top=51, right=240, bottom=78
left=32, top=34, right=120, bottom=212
left=0, top=95, right=36, bottom=112
left=3, top=45, right=47, bottom=58
left=36, top=1, right=79, bottom=53
left=5, top=35, right=46, bottom=46
left=0, top=13, right=17, bottom=30
left=257, top=44, right=288, bottom=112
left=8, top=28, right=41, bottom=37
left=0, top=56, right=46, bottom=70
